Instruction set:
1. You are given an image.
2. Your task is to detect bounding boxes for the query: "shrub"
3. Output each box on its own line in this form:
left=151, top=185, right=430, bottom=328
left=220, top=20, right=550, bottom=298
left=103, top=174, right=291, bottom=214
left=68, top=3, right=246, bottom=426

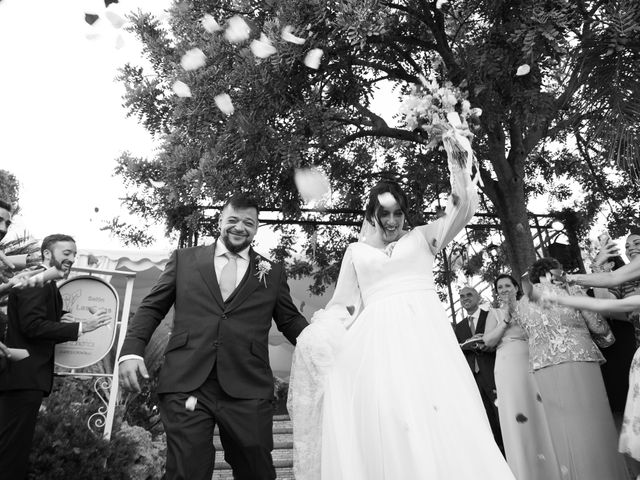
left=28, top=377, right=163, bottom=480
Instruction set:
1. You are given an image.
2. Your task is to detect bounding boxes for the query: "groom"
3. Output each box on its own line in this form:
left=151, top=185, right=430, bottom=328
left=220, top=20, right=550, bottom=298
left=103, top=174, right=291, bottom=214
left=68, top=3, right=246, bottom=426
left=119, top=194, right=308, bottom=480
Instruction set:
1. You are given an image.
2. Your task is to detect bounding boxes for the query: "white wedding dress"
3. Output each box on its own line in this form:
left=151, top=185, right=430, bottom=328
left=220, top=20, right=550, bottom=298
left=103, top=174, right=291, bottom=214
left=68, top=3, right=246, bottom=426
left=288, top=161, right=515, bottom=479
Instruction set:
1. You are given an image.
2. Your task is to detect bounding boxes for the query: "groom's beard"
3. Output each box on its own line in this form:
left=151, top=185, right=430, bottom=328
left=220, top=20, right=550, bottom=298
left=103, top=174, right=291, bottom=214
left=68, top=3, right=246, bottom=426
left=221, top=230, right=252, bottom=253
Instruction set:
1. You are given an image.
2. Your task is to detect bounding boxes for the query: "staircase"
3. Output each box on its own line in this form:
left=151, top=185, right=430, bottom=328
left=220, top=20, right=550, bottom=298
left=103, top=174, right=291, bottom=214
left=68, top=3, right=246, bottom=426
left=212, top=414, right=294, bottom=479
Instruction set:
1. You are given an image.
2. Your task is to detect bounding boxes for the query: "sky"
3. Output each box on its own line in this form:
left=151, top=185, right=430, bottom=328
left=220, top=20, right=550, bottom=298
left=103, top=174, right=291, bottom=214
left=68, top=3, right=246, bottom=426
left=0, top=0, right=172, bottom=251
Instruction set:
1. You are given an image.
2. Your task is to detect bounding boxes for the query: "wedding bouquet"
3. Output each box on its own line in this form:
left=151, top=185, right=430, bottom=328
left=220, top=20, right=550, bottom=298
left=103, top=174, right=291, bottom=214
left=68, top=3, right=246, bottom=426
left=399, top=73, right=482, bottom=176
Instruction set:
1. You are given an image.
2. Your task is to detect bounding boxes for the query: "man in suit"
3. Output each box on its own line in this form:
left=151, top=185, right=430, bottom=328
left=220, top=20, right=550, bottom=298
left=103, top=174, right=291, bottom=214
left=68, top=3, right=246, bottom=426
left=454, top=286, right=503, bottom=452
left=119, top=194, right=308, bottom=480
left=0, top=234, right=110, bottom=480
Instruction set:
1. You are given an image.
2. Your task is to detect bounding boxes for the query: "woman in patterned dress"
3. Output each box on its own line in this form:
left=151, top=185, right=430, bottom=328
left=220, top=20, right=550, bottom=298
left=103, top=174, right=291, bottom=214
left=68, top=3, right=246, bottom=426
left=517, top=257, right=629, bottom=480
left=539, top=233, right=640, bottom=466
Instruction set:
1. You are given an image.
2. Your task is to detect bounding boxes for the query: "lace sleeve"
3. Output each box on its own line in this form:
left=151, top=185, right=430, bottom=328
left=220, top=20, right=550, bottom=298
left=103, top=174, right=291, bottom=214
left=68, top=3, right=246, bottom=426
left=287, top=244, right=360, bottom=480
left=416, top=157, right=479, bottom=254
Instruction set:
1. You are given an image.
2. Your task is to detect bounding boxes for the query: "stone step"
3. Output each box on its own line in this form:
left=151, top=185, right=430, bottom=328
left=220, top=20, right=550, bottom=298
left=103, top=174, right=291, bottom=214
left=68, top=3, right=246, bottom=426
left=211, top=414, right=294, bottom=479
left=212, top=467, right=294, bottom=480
left=213, top=438, right=293, bottom=449
left=213, top=421, right=292, bottom=436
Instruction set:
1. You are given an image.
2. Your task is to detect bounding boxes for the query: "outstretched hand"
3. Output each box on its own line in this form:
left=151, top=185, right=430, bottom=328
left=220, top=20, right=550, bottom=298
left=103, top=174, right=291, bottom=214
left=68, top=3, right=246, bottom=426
left=82, top=312, right=111, bottom=333
left=119, top=358, right=149, bottom=393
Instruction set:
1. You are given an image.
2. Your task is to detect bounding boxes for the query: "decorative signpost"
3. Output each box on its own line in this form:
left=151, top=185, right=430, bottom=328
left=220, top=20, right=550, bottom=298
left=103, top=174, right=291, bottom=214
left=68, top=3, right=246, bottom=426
left=54, top=266, right=136, bottom=440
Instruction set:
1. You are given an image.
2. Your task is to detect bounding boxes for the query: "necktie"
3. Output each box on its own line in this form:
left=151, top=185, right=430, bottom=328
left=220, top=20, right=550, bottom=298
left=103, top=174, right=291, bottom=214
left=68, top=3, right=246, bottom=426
left=468, top=315, right=480, bottom=373
left=219, top=252, right=238, bottom=301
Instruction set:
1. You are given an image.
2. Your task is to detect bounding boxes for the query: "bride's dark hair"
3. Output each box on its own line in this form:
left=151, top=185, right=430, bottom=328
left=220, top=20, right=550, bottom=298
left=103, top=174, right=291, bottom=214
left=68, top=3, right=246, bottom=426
left=364, top=180, right=411, bottom=227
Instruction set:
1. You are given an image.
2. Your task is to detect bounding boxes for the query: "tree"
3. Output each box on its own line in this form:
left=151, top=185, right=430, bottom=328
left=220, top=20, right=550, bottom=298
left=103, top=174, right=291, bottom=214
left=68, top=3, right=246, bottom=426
left=114, top=0, right=640, bottom=281
left=0, top=169, right=19, bottom=208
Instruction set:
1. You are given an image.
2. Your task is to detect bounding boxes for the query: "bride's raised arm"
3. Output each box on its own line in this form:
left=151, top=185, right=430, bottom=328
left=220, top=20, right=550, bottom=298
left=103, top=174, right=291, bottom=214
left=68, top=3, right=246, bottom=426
left=415, top=155, right=479, bottom=255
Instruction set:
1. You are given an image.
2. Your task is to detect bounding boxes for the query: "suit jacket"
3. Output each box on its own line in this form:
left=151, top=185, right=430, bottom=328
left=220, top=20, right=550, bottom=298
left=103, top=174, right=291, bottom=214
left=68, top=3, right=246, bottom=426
left=0, top=282, right=79, bottom=394
left=454, top=309, right=497, bottom=394
left=120, top=243, right=308, bottom=399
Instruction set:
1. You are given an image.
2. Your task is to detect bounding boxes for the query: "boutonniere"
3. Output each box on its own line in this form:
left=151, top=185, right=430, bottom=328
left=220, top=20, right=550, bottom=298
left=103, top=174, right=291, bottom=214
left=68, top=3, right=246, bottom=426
left=255, top=258, right=271, bottom=287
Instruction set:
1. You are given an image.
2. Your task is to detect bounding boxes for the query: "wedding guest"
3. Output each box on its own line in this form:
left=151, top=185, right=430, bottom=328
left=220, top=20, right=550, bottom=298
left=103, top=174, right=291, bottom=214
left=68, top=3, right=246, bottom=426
left=0, top=199, right=11, bottom=243
left=539, top=233, right=640, bottom=470
left=589, top=236, right=637, bottom=424
left=454, top=286, right=504, bottom=452
left=518, top=257, right=629, bottom=480
left=0, top=234, right=111, bottom=480
left=483, top=274, right=561, bottom=480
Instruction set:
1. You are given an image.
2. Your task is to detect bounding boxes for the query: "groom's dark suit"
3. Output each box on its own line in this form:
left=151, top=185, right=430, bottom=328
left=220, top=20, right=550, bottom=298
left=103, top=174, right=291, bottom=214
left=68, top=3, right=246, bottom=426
left=120, top=242, right=308, bottom=480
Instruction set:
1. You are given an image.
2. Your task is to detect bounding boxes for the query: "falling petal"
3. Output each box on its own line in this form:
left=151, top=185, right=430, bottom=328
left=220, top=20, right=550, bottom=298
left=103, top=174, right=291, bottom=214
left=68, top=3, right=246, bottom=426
left=180, top=48, right=206, bottom=71
left=224, top=15, right=251, bottom=43
left=294, top=168, right=330, bottom=204
left=202, top=14, right=221, bottom=33
left=516, top=64, right=530, bottom=76
left=304, top=48, right=323, bottom=69
left=282, top=25, right=305, bottom=45
left=250, top=34, right=277, bottom=58
left=214, top=93, right=234, bottom=115
left=470, top=107, right=482, bottom=117
left=436, top=0, right=448, bottom=8
left=105, top=10, right=125, bottom=29
left=115, top=34, right=125, bottom=50
left=172, top=80, right=192, bottom=98
left=185, top=396, right=197, bottom=411
left=149, top=179, right=165, bottom=188
left=377, top=192, right=396, bottom=209
left=515, top=413, right=528, bottom=423
left=85, top=13, right=99, bottom=25
left=537, top=454, right=546, bottom=461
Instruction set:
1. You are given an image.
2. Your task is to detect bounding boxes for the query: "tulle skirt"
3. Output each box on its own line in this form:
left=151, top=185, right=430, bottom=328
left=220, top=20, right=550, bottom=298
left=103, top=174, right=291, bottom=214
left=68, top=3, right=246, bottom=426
left=289, top=288, right=514, bottom=480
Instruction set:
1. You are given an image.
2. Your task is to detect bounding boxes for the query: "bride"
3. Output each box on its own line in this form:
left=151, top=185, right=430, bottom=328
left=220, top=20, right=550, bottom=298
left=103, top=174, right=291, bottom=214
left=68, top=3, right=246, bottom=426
left=288, top=146, right=515, bottom=479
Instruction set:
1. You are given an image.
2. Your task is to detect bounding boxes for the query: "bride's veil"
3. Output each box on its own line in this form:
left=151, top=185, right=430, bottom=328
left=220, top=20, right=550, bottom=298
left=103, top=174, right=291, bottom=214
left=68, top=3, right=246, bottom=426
left=358, top=218, right=378, bottom=243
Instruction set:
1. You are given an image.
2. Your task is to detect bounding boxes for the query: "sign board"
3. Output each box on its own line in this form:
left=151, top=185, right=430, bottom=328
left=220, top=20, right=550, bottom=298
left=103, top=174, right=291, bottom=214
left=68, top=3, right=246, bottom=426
left=55, top=275, right=119, bottom=369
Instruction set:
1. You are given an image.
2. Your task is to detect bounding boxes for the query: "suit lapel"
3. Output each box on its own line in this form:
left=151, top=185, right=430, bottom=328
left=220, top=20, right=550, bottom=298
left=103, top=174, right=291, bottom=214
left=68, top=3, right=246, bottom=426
left=226, top=249, right=261, bottom=311
left=196, top=242, right=224, bottom=309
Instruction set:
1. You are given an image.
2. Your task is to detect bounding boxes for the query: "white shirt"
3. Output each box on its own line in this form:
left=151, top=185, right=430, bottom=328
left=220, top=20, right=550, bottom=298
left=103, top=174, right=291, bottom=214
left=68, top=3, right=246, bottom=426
left=465, top=306, right=499, bottom=333
left=214, top=241, right=251, bottom=288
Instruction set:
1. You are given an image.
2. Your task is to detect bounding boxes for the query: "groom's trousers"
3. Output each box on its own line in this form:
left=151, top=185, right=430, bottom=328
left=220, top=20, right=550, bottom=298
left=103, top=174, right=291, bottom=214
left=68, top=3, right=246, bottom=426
left=159, top=366, right=276, bottom=480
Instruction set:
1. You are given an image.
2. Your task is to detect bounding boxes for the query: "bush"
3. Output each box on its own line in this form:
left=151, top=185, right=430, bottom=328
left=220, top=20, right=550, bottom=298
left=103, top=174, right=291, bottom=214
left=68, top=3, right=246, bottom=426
left=28, top=377, right=163, bottom=480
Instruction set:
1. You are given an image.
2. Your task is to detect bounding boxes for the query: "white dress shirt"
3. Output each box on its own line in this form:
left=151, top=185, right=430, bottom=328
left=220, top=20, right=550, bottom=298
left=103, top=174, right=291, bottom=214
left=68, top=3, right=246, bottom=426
left=467, top=306, right=499, bottom=333
left=214, top=241, right=251, bottom=288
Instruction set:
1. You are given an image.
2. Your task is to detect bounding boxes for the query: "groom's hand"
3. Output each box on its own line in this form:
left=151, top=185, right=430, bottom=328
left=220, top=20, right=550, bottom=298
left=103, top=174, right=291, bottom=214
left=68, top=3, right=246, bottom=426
left=119, top=358, right=149, bottom=393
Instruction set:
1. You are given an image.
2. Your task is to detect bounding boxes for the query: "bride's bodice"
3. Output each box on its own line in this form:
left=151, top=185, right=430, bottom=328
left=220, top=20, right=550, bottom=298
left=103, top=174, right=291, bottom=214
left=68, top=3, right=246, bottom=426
left=318, top=165, right=478, bottom=326
left=350, top=231, right=436, bottom=305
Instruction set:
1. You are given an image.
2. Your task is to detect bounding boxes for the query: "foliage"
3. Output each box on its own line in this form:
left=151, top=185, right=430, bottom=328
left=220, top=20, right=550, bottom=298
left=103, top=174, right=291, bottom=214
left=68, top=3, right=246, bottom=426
left=112, top=0, right=640, bottom=284
left=29, top=377, right=141, bottom=480
left=0, top=169, right=19, bottom=208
